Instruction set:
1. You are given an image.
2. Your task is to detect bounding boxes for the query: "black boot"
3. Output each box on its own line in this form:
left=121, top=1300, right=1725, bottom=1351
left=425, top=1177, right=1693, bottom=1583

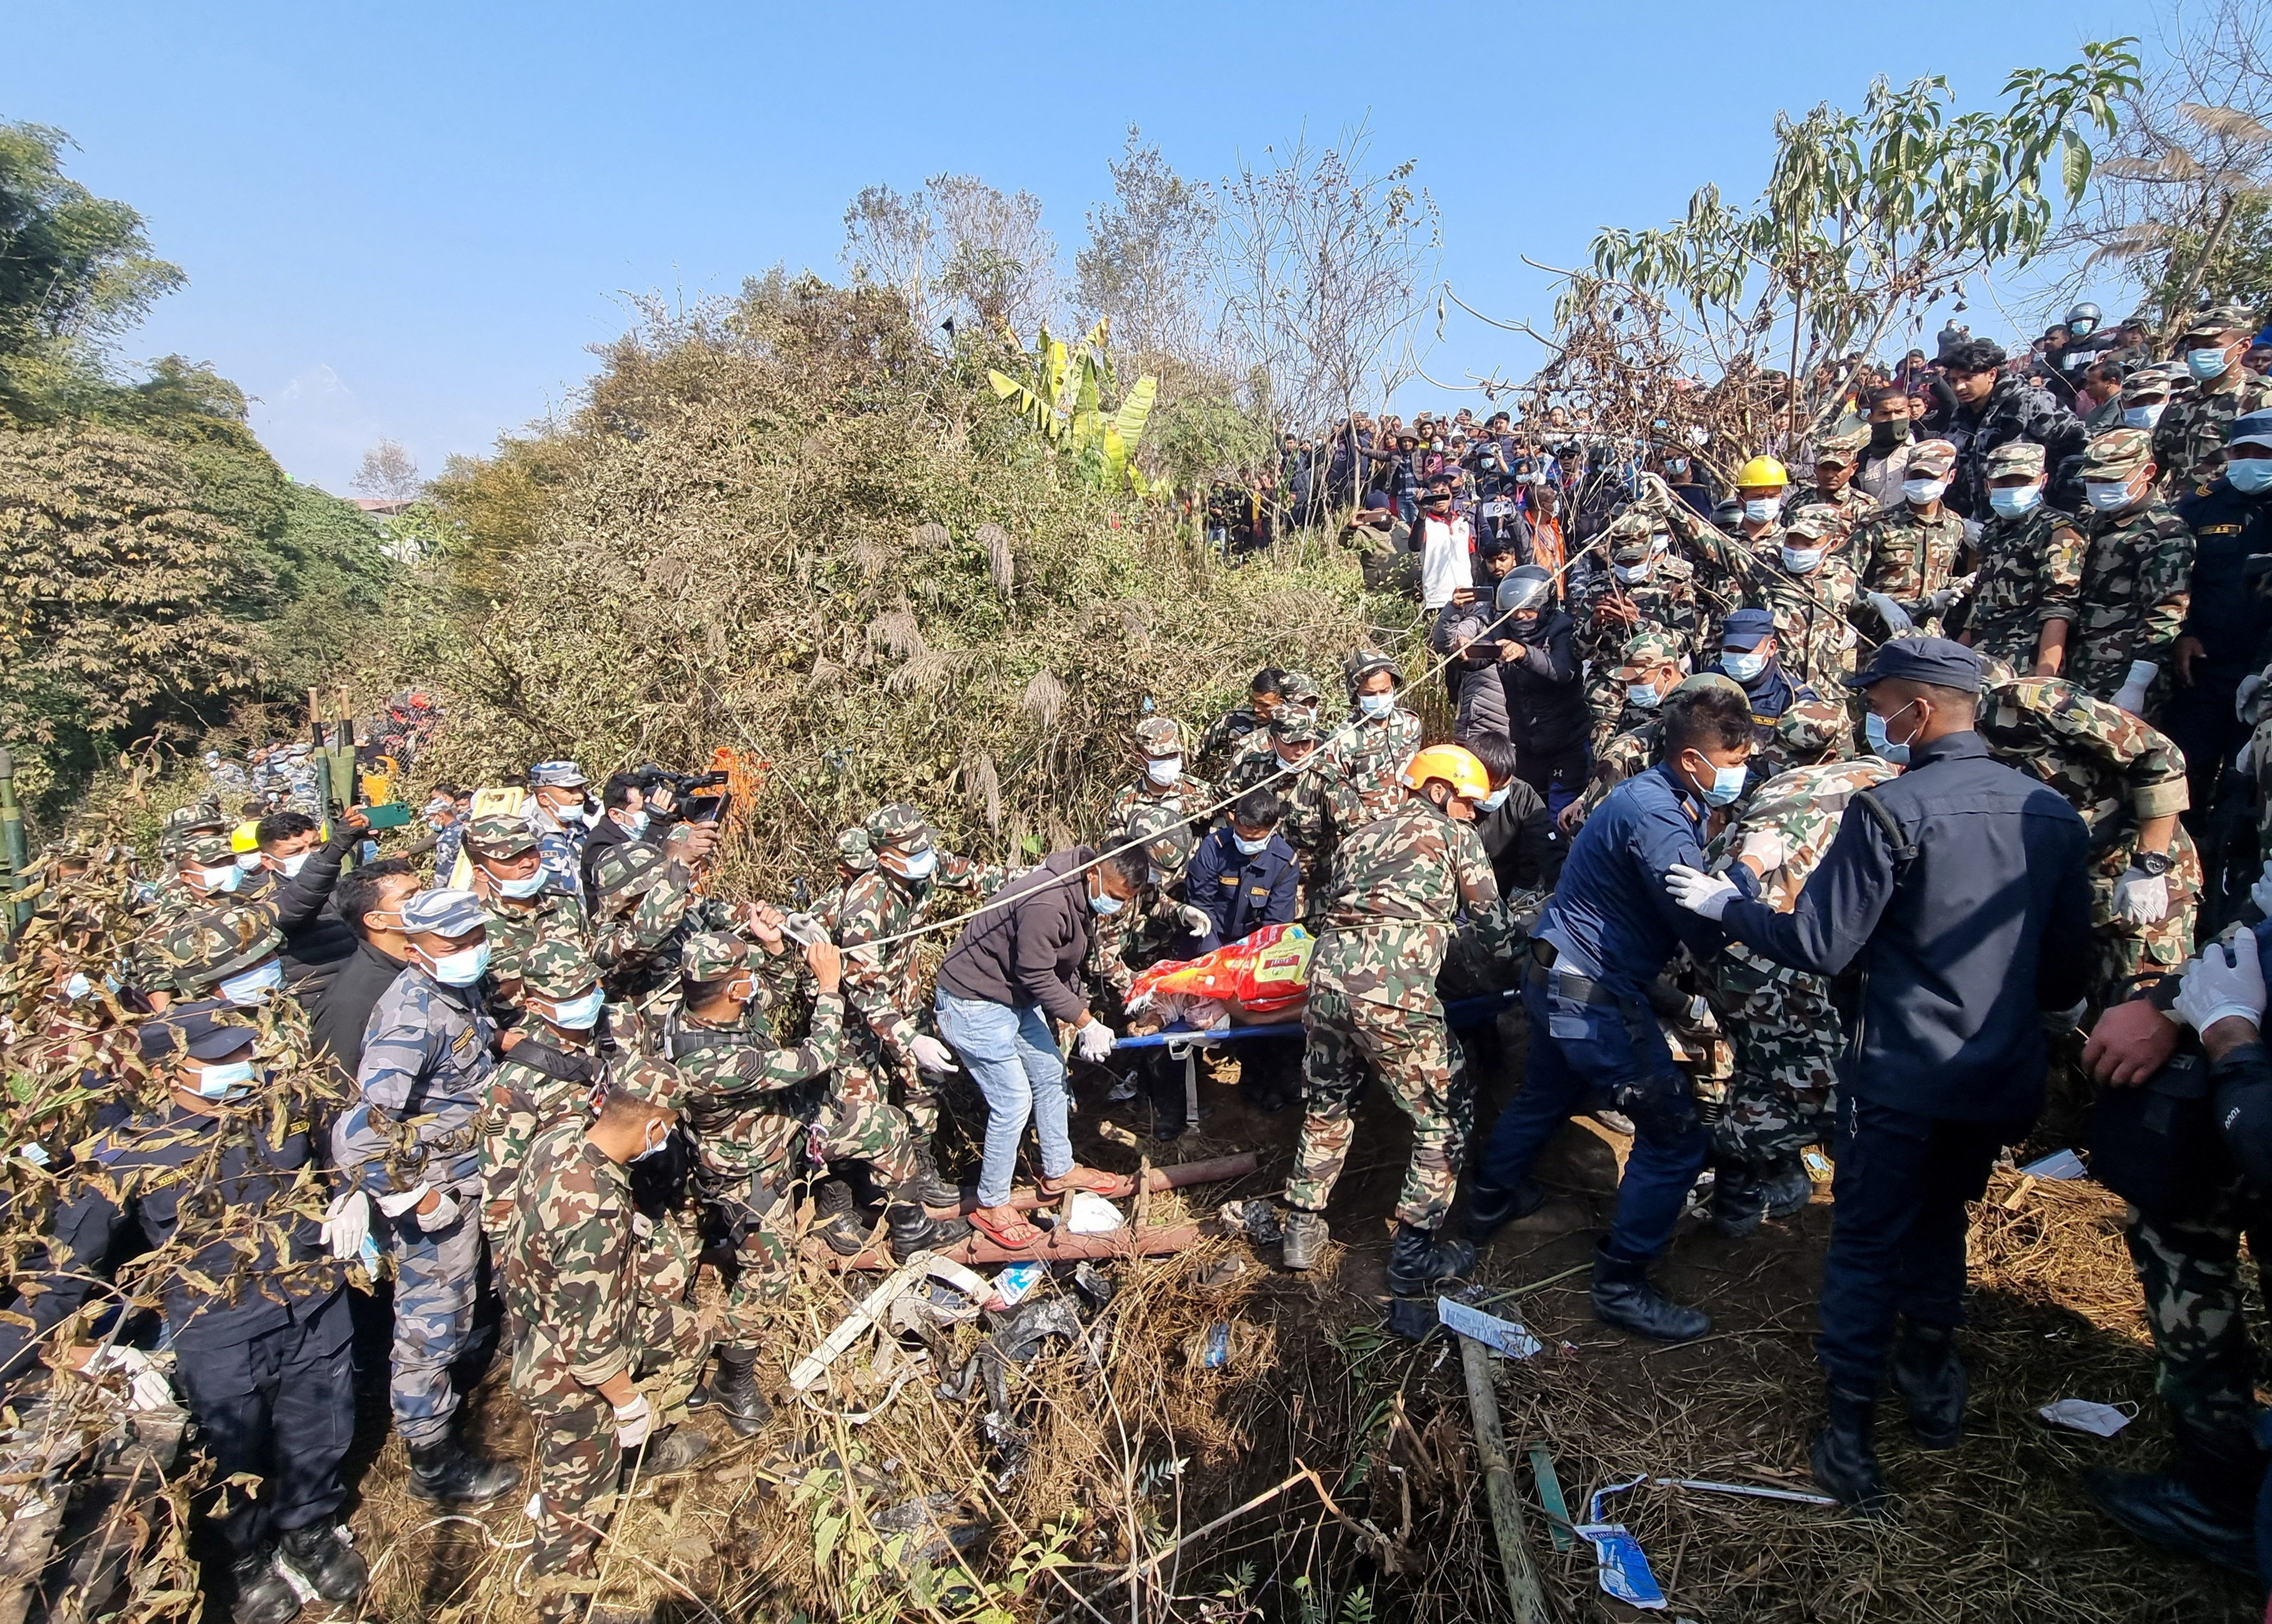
left=1760, top=1151, right=1813, bottom=1219
left=1462, top=1179, right=1546, bottom=1245
left=1279, top=1207, right=1328, bottom=1271
left=1588, top=1243, right=1711, bottom=1342
left=624, top=1423, right=712, bottom=1479
left=1707, top=1161, right=1767, bottom=1239
left=230, top=1547, right=302, bottom=1624
left=277, top=1518, right=368, bottom=1604
left=2084, top=1469, right=2262, bottom=1577
left=1887, top=1318, right=1966, bottom=1448
left=1383, top=1221, right=1476, bottom=1297
left=887, top=1186, right=971, bottom=1263
left=909, top=1139, right=961, bottom=1209
left=1810, top=1386, right=1892, bottom=1514
left=710, top=1349, right=773, bottom=1437
left=406, top=1435, right=523, bottom=1507
left=812, top=1177, right=870, bottom=1256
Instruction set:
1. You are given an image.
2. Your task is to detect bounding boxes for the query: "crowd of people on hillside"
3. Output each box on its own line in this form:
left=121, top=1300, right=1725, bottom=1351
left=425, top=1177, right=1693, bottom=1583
left=16, top=294, right=2272, bottom=1621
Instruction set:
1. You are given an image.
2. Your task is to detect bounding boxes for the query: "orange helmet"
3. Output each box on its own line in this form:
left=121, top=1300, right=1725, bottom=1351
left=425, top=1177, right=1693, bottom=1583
left=1399, top=744, right=1491, bottom=801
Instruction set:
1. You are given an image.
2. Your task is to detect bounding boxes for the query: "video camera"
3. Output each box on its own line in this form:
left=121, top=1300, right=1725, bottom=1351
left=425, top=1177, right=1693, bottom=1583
left=629, top=763, right=731, bottom=824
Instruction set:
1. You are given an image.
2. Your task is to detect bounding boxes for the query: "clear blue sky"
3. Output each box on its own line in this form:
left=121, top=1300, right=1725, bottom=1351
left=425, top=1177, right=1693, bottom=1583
left=8, top=0, right=2157, bottom=492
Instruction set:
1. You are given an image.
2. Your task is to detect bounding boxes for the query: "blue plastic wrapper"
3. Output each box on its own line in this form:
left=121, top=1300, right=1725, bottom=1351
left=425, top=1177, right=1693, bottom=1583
left=1580, top=1474, right=1666, bottom=1609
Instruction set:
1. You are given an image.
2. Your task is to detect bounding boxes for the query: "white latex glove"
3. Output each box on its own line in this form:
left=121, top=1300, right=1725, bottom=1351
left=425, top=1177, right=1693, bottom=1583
left=1074, top=1018, right=1116, bottom=1061
left=612, top=1391, right=654, bottom=1449
left=2236, top=672, right=2264, bottom=724
left=2113, top=867, right=2170, bottom=926
left=1177, top=903, right=1214, bottom=937
left=1864, top=592, right=1913, bottom=636
left=320, top=1189, right=371, bottom=1261
left=84, top=1346, right=175, bottom=1412
left=1960, top=518, right=1983, bottom=545
left=415, top=1190, right=463, bottom=1233
left=2253, top=859, right=2272, bottom=919
left=909, top=1034, right=956, bottom=1075
left=2111, top=659, right=2157, bottom=717
left=1664, top=864, right=1739, bottom=921
left=374, top=1182, right=432, bottom=1219
left=2173, top=934, right=2267, bottom=1035
left=1736, top=827, right=1787, bottom=873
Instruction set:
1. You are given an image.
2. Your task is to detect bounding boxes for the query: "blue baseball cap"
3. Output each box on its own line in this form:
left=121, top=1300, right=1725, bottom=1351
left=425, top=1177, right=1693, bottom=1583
left=1853, top=635, right=1983, bottom=694
left=1720, top=608, right=1778, bottom=650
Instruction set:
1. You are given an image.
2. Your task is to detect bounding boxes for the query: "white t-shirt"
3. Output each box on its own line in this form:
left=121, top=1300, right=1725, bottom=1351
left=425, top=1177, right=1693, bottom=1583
left=1416, top=513, right=1475, bottom=609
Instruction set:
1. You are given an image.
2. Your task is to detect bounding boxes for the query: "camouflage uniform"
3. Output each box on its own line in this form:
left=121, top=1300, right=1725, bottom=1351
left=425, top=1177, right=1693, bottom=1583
left=2066, top=429, right=2196, bottom=712
left=127, top=833, right=272, bottom=996
left=462, top=813, right=596, bottom=1014
left=1795, top=421, right=1887, bottom=561
left=2153, top=306, right=2272, bottom=496
left=332, top=890, right=496, bottom=1448
left=1319, top=649, right=1425, bottom=827
left=1106, top=717, right=1219, bottom=837
left=478, top=939, right=608, bottom=1234
left=1286, top=796, right=1519, bottom=1230
left=1977, top=675, right=2197, bottom=1001
left=591, top=838, right=740, bottom=1031
left=1697, top=741, right=1895, bottom=1176
left=1851, top=440, right=1967, bottom=635
left=256, top=745, right=322, bottom=814
left=835, top=804, right=1003, bottom=1135
left=1667, top=499, right=1864, bottom=698
left=1959, top=442, right=2085, bottom=672
left=1576, top=516, right=1703, bottom=747
left=502, top=1081, right=708, bottom=1599
left=202, top=752, right=254, bottom=812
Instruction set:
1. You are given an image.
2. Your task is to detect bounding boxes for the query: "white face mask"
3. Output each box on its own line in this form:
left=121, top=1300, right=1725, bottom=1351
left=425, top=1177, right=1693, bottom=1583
left=1627, top=682, right=1664, bottom=710
left=1723, top=649, right=1769, bottom=682
left=620, top=808, right=649, bottom=835
left=1358, top=692, right=1396, bottom=719
left=1613, top=562, right=1650, bottom=584
left=544, top=988, right=606, bottom=1030
left=1144, top=755, right=1183, bottom=787
left=2123, top=401, right=2167, bottom=430
left=276, top=851, right=312, bottom=879
left=1988, top=485, right=2043, bottom=518
left=218, top=959, right=284, bottom=1006
left=1742, top=497, right=1781, bottom=525
left=1902, top=477, right=1949, bottom=505
left=189, top=1058, right=257, bottom=1101
left=1779, top=545, right=1825, bottom=573
left=62, top=972, right=92, bottom=1001
left=423, top=941, right=491, bottom=986
left=631, top=1120, right=672, bottom=1162
left=1476, top=784, right=1511, bottom=812
left=496, top=869, right=547, bottom=899
left=234, top=852, right=264, bottom=872
left=193, top=865, right=242, bottom=895
left=2084, top=480, right=2138, bottom=512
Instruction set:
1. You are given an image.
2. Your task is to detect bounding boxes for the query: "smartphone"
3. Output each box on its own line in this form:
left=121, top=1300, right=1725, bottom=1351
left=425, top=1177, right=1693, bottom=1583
left=679, top=791, right=730, bottom=824
left=361, top=803, right=414, bottom=828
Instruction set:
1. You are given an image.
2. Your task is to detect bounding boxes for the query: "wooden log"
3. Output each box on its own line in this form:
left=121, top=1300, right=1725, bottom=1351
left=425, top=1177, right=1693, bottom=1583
left=923, top=1151, right=1259, bottom=1219
left=1457, top=1333, right=1551, bottom=1624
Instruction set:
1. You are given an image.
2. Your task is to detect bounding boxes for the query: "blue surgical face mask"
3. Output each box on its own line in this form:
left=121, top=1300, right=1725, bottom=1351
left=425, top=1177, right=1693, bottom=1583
left=1902, top=477, right=1950, bottom=506
left=2189, top=346, right=2233, bottom=382
left=1358, top=692, right=1396, bottom=719
left=1627, top=682, right=1663, bottom=710
left=497, top=869, right=547, bottom=899
left=1697, top=761, right=1748, bottom=808
left=624, top=809, right=649, bottom=835
left=545, top=988, right=606, bottom=1030
left=1742, top=497, right=1781, bottom=524
left=190, top=1058, right=257, bottom=1100
left=62, top=972, right=92, bottom=1001
left=1866, top=701, right=1918, bottom=765
left=2228, top=458, right=2272, bottom=494
left=1988, top=484, right=2042, bottom=518
left=2122, top=402, right=2166, bottom=431
left=1088, top=879, right=1125, bottom=916
left=1476, top=784, right=1511, bottom=812
left=1722, top=649, right=1768, bottom=683
left=219, top=959, right=284, bottom=1006
left=1779, top=545, right=1825, bottom=574
left=893, top=845, right=938, bottom=882
left=194, top=864, right=242, bottom=896
left=1233, top=833, right=1272, bottom=856
left=424, top=942, right=491, bottom=986
left=2084, top=480, right=2137, bottom=512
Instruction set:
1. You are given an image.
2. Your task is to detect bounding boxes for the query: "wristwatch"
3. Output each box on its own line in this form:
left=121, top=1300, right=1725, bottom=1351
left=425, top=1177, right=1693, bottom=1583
left=2134, top=849, right=2174, bottom=878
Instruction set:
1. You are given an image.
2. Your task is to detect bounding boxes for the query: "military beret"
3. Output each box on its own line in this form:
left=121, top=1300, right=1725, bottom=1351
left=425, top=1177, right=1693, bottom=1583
left=593, top=842, right=668, bottom=901
left=1983, top=441, right=2046, bottom=479
left=401, top=887, right=486, bottom=937
left=608, top=1055, right=684, bottom=1112
left=1720, top=608, right=1777, bottom=650
left=463, top=812, right=538, bottom=859
left=1777, top=696, right=1853, bottom=754
left=1342, top=647, right=1402, bottom=693
left=1132, top=717, right=1183, bottom=756
left=835, top=827, right=877, bottom=872
left=1613, top=629, right=1685, bottom=677
left=1906, top=439, right=1957, bottom=479
left=1277, top=672, right=1322, bottom=708
left=2229, top=410, right=2272, bottom=452
left=681, top=931, right=759, bottom=984
left=522, top=937, right=601, bottom=1002
left=154, top=904, right=284, bottom=988
left=136, top=1003, right=260, bottom=1063
left=2080, top=428, right=2155, bottom=481
left=1120, top=803, right=1195, bottom=877
left=1269, top=710, right=1324, bottom=745
left=1814, top=420, right=1871, bottom=461
left=866, top=803, right=932, bottom=849
left=527, top=759, right=588, bottom=789
left=1854, top=634, right=1983, bottom=694
left=2183, top=302, right=2260, bottom=340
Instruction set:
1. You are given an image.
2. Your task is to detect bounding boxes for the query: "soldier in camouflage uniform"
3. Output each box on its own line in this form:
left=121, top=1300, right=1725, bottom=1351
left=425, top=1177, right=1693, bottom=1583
left=1564, top=633, right=1694, bottom=834
left=1975, top=668, right=2197, bottom=1003
left=590, top=819, right=738, bottom=1036
left=331, top=888, right=522, bottom=1505
left=1318, top=649, right=1425, bottom=826
left=1655, top=486, right=1866, bottom=700
left=2066, top=428, right=2196, bottom=717
left=1576, top=512, right=1703, bottom=748
left=503, top=1060, right=714, bottom=1624
left=813, top=827, right=877, bottom=933
left=2153, top=303, right=2272, bottom=497
left=1107, top=716, right=1218, bottom=835
left=461, top=812, right=594, bottom=1015
left=127, top=831, right=268, bottom=1000
left=138, top=898, right=291, bottom=1015
left=1851, top=439, right=1969, bottom=638
left=478, top=940, right=611, bottom=1235
left=1695, top=701, right=1892, bottom=1235
left=1196, top=669, right=1288, bottom=775
left=836, top=803, right=1003, bottom=1198
left=1796, top=420, right=1886, bottom=559
left=1956, top=440, right=2086, bottom=675
left=1282, top=745, right=1519, bottom=1295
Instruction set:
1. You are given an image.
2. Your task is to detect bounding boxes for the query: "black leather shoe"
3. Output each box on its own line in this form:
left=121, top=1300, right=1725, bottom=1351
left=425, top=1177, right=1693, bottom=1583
left=1810, top=1386, right=1892, bottom=1515
left=277, top=1519, right=368, bottom=1603
left=709, top=1349, right=773, bottom=1437
left=2084, top=1469, right=2262, bottom=1577
left=230, top=1548, right=303, bottom=1624
left=406, top=1436, right=522, bottom=1507
left=1760, top=1152, right=1813, bottom=1218
left=886, top=1197, right=969, bottom=1262
left=910, top=1141, right=961, bottom=1209
left=1462, top=1179, right=1546, bottom=1245
left=814, top=1177, right=871, bottom=1255
left=1279, top=1208, right=1328, bottom=1270
left=1588, top=1244, right=1711, bottom=1342
left=1384, top=1221, right=1476, bottom=1297
left=1888, top=1319, right=1966, bottom=1448
left=1707, top=1167, right=1766, bottom=1239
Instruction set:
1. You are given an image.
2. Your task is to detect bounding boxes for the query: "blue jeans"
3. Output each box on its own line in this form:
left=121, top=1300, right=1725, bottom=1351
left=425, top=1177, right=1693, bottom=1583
left=1479, top=976, right=1709, bottom=1264
left=935, top=991, right=1074, bottom=1207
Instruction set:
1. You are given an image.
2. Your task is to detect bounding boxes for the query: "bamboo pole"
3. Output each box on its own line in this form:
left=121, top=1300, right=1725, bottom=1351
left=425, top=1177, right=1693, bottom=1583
left=1458, top=1332, right=1551, bottom=1624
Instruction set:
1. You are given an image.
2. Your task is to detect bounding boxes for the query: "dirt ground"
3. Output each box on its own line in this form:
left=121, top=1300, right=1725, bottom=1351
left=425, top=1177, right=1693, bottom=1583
left=327, top=1007, right=2268, bottom=1624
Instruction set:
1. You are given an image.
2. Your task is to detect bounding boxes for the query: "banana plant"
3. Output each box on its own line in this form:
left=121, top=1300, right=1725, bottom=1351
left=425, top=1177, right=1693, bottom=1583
left=986, top=317, right=1161, bottom=493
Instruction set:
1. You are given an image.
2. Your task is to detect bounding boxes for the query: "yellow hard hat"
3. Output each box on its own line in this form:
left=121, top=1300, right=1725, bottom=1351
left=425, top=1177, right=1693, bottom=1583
left=1734, top=455, right=1790, bottom=490
left=230, top=819, right=261, bottom=854
left=1400, top=744, right=1492, bottom=801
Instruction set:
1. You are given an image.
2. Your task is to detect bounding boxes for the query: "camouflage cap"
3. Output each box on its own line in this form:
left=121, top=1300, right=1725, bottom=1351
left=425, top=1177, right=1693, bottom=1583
left=1342, top=647, right=1403, bottom=696
left=2080, top=428, right=2155, bottom=481
left=2182, top=301, right=2260, bottom=340
left=401, top=887, right=485, bottom=937
left=1269, top=710, right=1324, bottom=745
left=1976, top=652, right=2020, bottom=686
left=1604, top=508, right=1657, bottom=543
left=681, top=931, right=759, bottom=984
left=2124, top=363, right=2183, bottom=398
left=1671, top=672, right=1748, bottom=703
left=835, top=827, right=877, bottom=872
left=1776, top=696, right=1853, bottom=754
left=158, top=801, right=229, bottom=860
left=1132, top=717, right=1183, bottom=757
left=1121, top=803, right=1195, bottom=878
left=593, top=840, right=668, bottom=901
left=463, top=812, right=538, bottom=860
left=1612, top=629, right=1685, bottom=677
left=528, top=759, right=588, bottom=789
left=154, top=903, right=284, bottom=988
left=1906, top=439, right=1957, bottom=478
left=1983, top=441, right=2046, bottom=479
left=522, top=937, right=601, bottom=1002
left=182, top=833, right=238, bottom=872
left=1278, top=672, right=1322, bottom=708
left=607, top=1055, right=685, bottom=1112
left=1783, top=503, right=1843, bottom=542
left=866, top=803, right=932, bottom=849
left=1813, top=419, right=1870, bottom=463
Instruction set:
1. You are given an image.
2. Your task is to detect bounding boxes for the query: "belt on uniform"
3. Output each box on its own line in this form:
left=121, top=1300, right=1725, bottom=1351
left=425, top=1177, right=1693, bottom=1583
left=1524, top=958, right=1624, bottom=1008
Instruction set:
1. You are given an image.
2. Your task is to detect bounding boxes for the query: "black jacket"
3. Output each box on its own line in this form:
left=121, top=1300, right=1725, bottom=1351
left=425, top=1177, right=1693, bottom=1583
left=1947, top=375, right=2086, bottom=519
left=1474, top=776, right=1564, bottom=893
left=1720, top=731, right=2090, bottom=1122
left=1495, top=608, right=1589, bottom=761
left=308, top=937, right=409, bottom=1086
left=273, top=823, right=362, bottom=994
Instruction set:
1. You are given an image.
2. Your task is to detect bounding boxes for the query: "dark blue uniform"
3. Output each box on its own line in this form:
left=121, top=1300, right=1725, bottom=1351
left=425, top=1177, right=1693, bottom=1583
left=2168, top=477, right=2272, bottom=821
left=1183, top=826, right=1299, bottom=951
left=31, top=1102, right=354, bottom=1557
left=1718, top=730, right=2090, bottom=1393
left=1479, top=761, right=1745, bottom=1262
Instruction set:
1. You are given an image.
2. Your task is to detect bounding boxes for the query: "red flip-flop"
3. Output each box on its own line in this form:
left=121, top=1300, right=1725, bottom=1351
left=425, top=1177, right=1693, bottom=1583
left=968, top=1207, right=1044, bottom=1249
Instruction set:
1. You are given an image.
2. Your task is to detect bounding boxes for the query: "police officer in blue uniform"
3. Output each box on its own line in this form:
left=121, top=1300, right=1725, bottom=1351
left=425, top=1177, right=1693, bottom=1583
left=1665, top=636, right=2092, bottom=1511
left=2169, top=410, right=2272, bottom=850
left=1181, top=787, right=1301, bottom=952
left=1466, top=678, right=1762, bottom=1344
left=32, top=1007, right=366, bottom=1624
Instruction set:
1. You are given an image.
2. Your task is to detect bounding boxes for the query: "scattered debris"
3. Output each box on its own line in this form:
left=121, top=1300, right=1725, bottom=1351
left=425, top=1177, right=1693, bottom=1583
left=1528, top=1444, right=1576, bottom=1553
left=1576, top=1476, right=1667, bottom=1611
left=1438, top=1296, right=1544, bottom=1360
left=2020, top=1148, right=2087, bottom=1180
left=1065, top=1191, right=1124, bottom=1233
left=2039, top=1398, right=2135, bottom=1437
left=1216, top=1198, right=1282, bottom=1244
